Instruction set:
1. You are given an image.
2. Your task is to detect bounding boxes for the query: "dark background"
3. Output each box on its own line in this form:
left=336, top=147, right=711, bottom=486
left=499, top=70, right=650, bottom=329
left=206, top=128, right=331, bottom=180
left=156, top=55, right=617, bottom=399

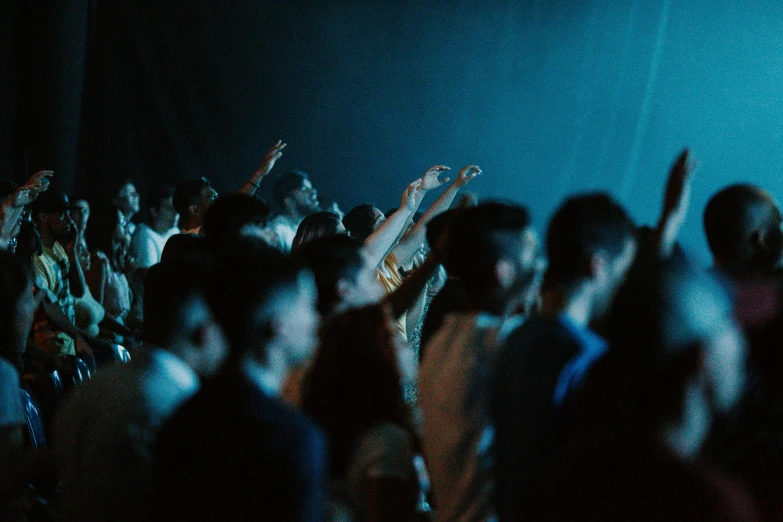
left=4, top=0, right=783, bottom=262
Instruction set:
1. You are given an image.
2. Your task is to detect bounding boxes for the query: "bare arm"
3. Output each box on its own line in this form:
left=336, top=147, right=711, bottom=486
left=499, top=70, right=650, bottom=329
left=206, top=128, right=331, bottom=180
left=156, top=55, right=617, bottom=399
left=384, top=252, right=441, bottom=320
left=0, top=170, right=53, bottom=244
left=363, top=179, right=422, bottom=269
left=392, top=165, right=481, bottom=266
left=237, top=140, right=286, bottom=197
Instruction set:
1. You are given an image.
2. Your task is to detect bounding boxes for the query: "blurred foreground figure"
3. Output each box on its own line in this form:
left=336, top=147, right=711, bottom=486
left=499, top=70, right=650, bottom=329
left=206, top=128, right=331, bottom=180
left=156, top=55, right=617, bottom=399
left=491, top=194, right=637, bottom=521
left=528, top=262, right=756, bottom=521
left=156, top=239, right=326, bottom=521
left=55, top=259, right=228, bottom=522
left=418, top=203, right=543, bottom=522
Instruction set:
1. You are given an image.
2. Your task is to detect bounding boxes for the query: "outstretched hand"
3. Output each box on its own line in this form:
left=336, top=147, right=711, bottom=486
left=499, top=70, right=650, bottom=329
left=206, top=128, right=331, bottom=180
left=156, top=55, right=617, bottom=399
left=255, top=140, right=287, bottom=178
left=12, top=170, right=53, bottom=207
left=420, top=165, right=451, bottom=191
left=453, top=165, right=482, bottom=188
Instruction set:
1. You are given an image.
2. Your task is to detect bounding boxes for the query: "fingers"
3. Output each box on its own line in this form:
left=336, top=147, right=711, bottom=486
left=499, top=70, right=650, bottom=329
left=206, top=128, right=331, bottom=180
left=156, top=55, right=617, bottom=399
left=426, top=165, right=450, bottom=173
left=441, top=177, right=451, bottom=184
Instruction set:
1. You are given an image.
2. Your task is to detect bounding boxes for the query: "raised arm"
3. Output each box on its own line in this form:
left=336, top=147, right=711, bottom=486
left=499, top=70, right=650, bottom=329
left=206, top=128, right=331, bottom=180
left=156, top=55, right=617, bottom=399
left=652, top=149, right=695, bottom=259
left=363, top=179, right=423, bottom=270
left=237, top=140, right=286, bottom=197
left=0, top=170, right=53, bottom=244
left=391, top=164, right=481, bottom=266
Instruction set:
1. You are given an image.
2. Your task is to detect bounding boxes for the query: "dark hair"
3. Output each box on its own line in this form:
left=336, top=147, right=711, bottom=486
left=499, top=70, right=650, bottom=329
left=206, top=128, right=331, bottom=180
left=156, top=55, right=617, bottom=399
left=144, top=258, right=210, bottom=347
left=85, top=204, right=122, bottom=261
left=160, top=234, right=211, bottom=266
left=590, top=261, right=728, bottom=426
left=546, top=193, right=635, bottom=286
left=447, top=202, right=531, bottom=293
left=272, top=171, right=309, bottom=208
left=173, top=177, right=211, bottom=217
left=343, top=204, right=379, bottom=243
left=704, top=184, right=776, bottom=264
left=0, top=180, right=18, bottom=202
left=209, top=238, right=304, bottom=364
left=0, top=251, right=31, bottom=364
left=202, top=194, right=271, bottom=250
left=291, top=212, right=343, bottom=252
left=302, top=305, right=411, bottom=476
left=148, top=184, right=176, bottom=212
left=298, top=234, right=365, bottom=316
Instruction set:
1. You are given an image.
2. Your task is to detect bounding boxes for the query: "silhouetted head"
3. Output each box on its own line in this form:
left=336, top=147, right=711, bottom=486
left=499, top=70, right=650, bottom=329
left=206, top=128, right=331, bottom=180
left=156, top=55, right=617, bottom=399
left=147, top=185, right=179, bottom=231
left=447, top=202, right=543, bottom=313
left=298, top=234, right=384, bottom=316
left=704, top=184, right=783, bottom=276
left=546, top=193, right=637, bottom=319
left=202, top=194, right=273, bottom=250
left=173, top=177, right=218, bottom=229
left=342, top=204, right=384, bottom=243
left=273, top=171, right=320, bottom=218
left=291, top=211, right=346, bottom=252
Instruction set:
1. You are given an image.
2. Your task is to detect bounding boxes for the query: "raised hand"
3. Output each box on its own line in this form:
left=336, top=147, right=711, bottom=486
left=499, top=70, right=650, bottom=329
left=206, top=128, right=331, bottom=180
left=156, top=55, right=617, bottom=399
left=420, top=165, right=451, bottom=191
left=255, top=140, right=287, bottom=178
left=401, top=179, right=423, bottom=212
left=453, top=165, right=482, bottom=188
left=662, top=149, right=695, bottom=219
left=12, top=169, right=53, bottom=207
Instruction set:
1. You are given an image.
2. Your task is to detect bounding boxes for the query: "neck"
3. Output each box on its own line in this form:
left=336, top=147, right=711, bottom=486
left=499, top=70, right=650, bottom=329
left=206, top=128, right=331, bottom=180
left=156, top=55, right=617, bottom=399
left=183, top=214, right=201, bottom=231
left=152, top=218, right=172, bottom=235
left=551, top=281, right=594, bottom=328
left=242, top=349, right=287, bottom=395
left=466, top=290, right=513, bottom=317
left=284, top=208, right=305, bottom=225
left=39, top=231, right=56, bottom=250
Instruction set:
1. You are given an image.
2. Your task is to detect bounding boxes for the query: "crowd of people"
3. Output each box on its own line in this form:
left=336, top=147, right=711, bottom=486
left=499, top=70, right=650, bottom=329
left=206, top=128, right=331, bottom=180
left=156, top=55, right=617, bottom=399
left=0, top=141, right=781, bottom=521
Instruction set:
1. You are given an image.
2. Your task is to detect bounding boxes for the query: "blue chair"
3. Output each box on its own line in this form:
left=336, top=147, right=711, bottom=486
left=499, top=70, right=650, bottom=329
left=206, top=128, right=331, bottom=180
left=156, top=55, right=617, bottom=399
left=20, top=389, right=47, bottom=448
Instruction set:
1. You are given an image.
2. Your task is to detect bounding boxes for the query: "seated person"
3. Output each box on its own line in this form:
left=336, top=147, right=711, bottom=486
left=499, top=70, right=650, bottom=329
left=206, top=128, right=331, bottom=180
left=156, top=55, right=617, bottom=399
left=129, top=184, right=180, bottom=269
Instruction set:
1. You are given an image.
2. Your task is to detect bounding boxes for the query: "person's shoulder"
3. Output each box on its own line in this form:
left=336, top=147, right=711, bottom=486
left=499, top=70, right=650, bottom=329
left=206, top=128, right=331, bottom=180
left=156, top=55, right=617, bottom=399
left=0, top=357, right=19, bottom=383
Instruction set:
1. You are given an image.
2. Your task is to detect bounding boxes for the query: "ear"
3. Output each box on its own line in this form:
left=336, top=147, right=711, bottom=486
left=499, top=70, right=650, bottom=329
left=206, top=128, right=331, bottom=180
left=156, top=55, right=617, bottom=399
left=495, top=259, right=517, bottom=290
left=336, top=278, right=352, bottom=302
left=149, top=206, right=159, bottom=220
left=750, top=228, right=766, bottom=251
left=188, top=203, right=200, bottom=218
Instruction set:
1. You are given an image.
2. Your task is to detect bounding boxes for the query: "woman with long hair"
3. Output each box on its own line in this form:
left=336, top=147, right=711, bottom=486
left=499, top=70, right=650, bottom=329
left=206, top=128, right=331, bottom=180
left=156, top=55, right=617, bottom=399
left=302, top=305, right=429, bottom=521
left=290, top=211, right=345, bottom=252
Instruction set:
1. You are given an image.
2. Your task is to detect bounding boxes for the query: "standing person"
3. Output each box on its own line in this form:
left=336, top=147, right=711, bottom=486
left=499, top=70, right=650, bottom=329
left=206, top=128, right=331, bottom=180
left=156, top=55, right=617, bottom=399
left=270, top=171, right=322, bottom=252
left=111, top=179, right=140, bottom=236
left=155, top=239, right=326, bottom=521
left=55, top=259, right=228, bottom=522
left=418, top=203, right=543, bottom=522
left=491, top=193, right=637, bottom=521
left=129, top=185, right=180, bottom=269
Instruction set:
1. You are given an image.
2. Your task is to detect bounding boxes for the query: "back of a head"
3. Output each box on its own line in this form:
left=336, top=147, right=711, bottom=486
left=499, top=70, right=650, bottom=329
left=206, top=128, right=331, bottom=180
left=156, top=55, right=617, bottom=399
left=144, top=259, right=210, bottom=347
left=160, top=234, right=211, bottom=266
left=272, top=171, right=309, bottom=208
left=173, top=177, right=210, bottom=217
left=302, top=305, right=408, bottom=475
left=148, top=184, right=175, bottom=212
left=704, top=184, right=778, bottom=267
left=291, top=211, right=343, bottom=252
left=603, top=261, right=744, bottom=426
left=546, top=193, right=635, bottom=287
left=202, top=193, right=271, bottom=248
left=447, top=202, right=531, bottom=292
left=298, top=234, right=365, bottom=315
left=209, top=238, right=304, bottom=363
left=85, top=204, right=121, bottom=255
left=342, top=204, right=378, bottom=243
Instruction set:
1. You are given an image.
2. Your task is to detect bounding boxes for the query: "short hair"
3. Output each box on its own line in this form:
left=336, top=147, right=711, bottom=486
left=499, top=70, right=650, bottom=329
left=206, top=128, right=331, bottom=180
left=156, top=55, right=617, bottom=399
left=148, top=184, right=176, bottom=212
left=173, top=177, right=211, bottom=217
left=85, top=204, right=122, bottom=257
left=272, top=171, right=309, bottom=208
left=209, top=238, right=306, bottom=363
left=0, top=251, right=31, bottom=360
left=446, top=202, right=531, bottom=293
left=546, top=193, right=635, bottom=286
left=0, top=180, right=18, bottom=203
left=704, top=184, right=776, bottom=264
left=144, top=258, right=211, bottom=347
left=342, top=204, right=378, bottom=243
left=297, top=234, right=365, bottom=315
left=202, top=194, right=272, bottom=249
left=291, top=212, right=344, bottom=252
left=109, top=177, right=136, bottom=198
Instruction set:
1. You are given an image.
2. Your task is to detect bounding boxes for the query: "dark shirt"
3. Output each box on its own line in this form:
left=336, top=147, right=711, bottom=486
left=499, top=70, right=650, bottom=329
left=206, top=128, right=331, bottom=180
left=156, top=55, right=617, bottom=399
left=155, top=369, right=327, bottom=521
left=491, top=314, right=606, bottom=522
left=419, top=278, right=465, bottom=360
